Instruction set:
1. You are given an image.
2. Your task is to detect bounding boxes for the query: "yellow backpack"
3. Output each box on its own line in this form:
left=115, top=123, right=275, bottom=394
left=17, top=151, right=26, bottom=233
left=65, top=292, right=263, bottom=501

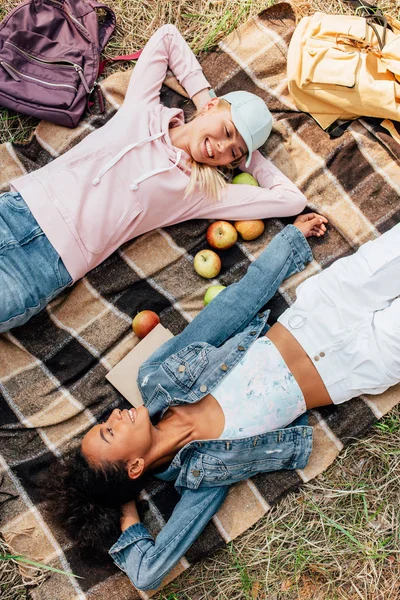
left=287, top=6, right=400, bottom=138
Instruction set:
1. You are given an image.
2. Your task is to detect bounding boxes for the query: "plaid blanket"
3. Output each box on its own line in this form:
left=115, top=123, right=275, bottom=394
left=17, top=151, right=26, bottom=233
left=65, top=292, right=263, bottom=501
left=1, top=3, right=400, bottom=599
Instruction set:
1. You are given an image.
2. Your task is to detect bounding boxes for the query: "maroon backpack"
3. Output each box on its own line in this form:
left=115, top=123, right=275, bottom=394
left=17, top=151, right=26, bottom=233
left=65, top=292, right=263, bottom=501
left=0, top=0, right=116, bottom=127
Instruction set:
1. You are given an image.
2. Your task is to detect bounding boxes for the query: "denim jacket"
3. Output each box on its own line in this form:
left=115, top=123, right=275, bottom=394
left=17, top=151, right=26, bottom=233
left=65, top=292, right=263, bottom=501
left=109, top=225, right=313, bottom=590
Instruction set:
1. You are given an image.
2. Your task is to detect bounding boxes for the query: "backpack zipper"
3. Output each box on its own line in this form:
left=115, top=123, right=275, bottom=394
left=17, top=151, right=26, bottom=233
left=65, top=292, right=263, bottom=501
left=5, top=41, right=91, bottom=93
left=36, top=0, right=97, bottom=91
left=0, top=61, right=77, bottom=91
left=47, top=0, right=91, bottom=40
left=0, top=62, right=20, bottom=81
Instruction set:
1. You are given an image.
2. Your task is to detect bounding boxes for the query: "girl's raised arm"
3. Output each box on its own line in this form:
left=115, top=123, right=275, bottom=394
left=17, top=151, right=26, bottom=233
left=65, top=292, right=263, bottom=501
left=123, top=24, right=210, bottom=108
left=109, top=486, right=228, bottom=591
left=142, top=224, right=313, bottom=368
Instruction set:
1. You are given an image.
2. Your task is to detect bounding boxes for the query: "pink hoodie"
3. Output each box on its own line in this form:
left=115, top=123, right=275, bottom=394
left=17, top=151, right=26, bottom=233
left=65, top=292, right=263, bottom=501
left=11, top=25, right=306, bottom=282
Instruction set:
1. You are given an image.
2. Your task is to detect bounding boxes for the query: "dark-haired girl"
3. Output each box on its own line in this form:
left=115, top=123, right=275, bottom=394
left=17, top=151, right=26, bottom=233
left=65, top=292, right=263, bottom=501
left=53, top=214, right=400, bottom=591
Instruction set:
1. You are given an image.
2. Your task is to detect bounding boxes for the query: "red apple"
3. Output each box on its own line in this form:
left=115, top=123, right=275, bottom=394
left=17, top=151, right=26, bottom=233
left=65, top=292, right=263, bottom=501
left=132, top=310, right=160, bottom=339
left=193, top=249, right=221, bottom=279
left=206, top=221, right=238, bottom=250
left=234, top=220, right=265, bottom=241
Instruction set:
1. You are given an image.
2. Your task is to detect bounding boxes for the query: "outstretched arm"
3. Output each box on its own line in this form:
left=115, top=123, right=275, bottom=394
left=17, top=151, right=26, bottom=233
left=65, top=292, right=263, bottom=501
left=110, top=486, right=229, bottom=591
left=146, top=217, right=325, bottom=364
left=123, top=24, right=211, bottom=108
left=196, top=151, right=307, bottom=220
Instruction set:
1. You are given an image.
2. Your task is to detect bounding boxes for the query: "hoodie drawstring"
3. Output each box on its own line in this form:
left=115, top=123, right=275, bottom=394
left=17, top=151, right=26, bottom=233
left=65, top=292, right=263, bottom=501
left=92, top=131, right=180, bottom=189
left=129, top=150, right=182, bottom=191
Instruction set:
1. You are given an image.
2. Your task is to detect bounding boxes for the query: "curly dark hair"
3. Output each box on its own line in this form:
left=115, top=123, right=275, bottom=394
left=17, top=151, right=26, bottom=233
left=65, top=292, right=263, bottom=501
left=47, top=448, right=147, bottom=558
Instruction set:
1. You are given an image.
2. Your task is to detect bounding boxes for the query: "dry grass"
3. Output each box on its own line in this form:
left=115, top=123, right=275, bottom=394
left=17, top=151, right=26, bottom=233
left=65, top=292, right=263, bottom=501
left=1, top=1, right=400, bottom=599
left=0, top=536, right=30, bottom=600
left=296, top=0, right=399, bottom=19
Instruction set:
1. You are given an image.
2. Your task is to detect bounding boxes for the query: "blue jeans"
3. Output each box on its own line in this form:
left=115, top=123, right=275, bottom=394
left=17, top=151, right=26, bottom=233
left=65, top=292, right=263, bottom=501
left=0, top=192, right=72, bottom=333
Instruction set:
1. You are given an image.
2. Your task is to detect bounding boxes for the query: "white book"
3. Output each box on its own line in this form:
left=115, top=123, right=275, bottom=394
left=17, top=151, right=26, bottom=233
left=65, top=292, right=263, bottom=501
left=106, top=324, right=174, bottom=407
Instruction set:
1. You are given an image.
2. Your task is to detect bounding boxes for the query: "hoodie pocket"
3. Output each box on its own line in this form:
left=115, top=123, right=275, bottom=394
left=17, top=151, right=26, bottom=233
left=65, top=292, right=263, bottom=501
left=56, top=148, right=143, bottom=254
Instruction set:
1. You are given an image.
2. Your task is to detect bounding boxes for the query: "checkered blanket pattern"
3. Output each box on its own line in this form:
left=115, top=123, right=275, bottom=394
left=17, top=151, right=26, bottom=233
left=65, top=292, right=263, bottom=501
left=1, top=3, right=400, bottom=598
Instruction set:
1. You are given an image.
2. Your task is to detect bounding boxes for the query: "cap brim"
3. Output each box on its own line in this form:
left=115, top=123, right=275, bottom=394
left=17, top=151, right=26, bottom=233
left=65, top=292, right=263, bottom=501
left=230, top=105, right=253, bottom=168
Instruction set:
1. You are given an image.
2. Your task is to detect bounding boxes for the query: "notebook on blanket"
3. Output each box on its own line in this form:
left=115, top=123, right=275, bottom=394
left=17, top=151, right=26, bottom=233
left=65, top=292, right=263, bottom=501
left=1, top=3, right=400, bottom=600
left=106, top=324, right=173, bottom=407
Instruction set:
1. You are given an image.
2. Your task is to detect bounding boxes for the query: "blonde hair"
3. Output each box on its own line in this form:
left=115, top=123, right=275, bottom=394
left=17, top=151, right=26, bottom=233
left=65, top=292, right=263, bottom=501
left=184, top=98, right=245, bottom=202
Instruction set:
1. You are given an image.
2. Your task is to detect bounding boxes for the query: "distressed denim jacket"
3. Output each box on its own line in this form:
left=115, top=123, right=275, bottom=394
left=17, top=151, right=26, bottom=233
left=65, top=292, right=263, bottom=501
left=110, top=225, right=313, bottom=590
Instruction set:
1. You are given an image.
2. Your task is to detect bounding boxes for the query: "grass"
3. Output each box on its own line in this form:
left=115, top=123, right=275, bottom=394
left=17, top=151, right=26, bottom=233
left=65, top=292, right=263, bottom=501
left=1, top=0, right=400, bottom=599
left=0, top=536, right=83, bottom=600
left=228, top=545, right=255, bottom=599
left=0, top=537, right=31, bottom=600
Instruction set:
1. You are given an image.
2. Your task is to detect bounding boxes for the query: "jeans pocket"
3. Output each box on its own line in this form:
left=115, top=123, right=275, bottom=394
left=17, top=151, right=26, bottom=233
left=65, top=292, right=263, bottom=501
left=0, top=224, right=71, bottom=332
left=2, top=192, right=30, bottom=213
left=53, top=255, right=73, bottom=290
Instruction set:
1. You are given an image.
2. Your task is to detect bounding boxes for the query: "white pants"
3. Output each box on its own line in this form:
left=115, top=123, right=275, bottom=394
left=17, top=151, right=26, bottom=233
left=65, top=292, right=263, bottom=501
left=278, top=224, right=400, bottom=404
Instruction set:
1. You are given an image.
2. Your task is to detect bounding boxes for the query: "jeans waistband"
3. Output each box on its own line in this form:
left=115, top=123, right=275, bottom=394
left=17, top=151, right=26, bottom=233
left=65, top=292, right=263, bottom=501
left=278, top=306, right=348, bottom=404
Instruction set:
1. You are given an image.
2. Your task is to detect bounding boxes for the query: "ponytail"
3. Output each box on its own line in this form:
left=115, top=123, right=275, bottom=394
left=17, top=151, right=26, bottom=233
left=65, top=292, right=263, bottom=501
left=184, top=158, right=228, bottom=202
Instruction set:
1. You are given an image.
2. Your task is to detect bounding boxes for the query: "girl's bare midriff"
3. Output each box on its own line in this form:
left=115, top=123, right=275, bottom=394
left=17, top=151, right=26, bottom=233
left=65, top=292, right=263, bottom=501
left=266, top=322, right=332, bottom=409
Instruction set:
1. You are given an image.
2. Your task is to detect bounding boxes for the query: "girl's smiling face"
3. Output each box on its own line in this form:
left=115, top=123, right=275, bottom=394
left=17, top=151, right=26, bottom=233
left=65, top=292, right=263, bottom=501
left=188, top=99, right=247, bottom=166
left=81, top=407, right=153, bottom=479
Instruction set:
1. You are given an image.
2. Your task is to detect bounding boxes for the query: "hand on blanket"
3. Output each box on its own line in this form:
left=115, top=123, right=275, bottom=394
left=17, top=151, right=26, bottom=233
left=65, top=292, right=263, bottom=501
left=121, top=500, right=140, bottom=532
left=294, top=213, right=328, bottom=238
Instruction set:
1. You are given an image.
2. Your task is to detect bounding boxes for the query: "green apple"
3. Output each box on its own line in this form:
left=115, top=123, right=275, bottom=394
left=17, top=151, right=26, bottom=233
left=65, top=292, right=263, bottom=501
left=204, top=285, right=226, bottom=306
left=193, top=249, right=221, bottom=279
left=231, top=173, right=259, bottom=186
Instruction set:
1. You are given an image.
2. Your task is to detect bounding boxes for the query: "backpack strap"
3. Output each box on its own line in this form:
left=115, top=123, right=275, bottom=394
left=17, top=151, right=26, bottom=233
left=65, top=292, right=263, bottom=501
left=86, top=1, right=116, bottom=51
left=327, top=120, right=353, bottom=138
left=343, top=0, right=379, bottom=14
left=341, top=0, right=388, bottom=48
left=88, top=50, right=142, bottom=113
left=98, top=50, right=143, bottom=76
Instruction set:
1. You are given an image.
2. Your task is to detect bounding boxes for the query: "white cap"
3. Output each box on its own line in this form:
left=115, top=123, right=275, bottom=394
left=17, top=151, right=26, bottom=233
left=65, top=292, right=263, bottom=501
left=221, top=91, right=272, bottom=167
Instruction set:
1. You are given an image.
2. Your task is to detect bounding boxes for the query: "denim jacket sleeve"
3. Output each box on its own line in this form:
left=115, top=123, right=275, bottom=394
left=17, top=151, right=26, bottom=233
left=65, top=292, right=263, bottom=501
left=109, top=485, right=229, bottom=591
left=146, top=224, right=312, bottom=362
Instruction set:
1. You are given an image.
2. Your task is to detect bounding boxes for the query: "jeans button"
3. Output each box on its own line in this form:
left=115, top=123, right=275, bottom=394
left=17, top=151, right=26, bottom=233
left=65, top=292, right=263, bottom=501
left=191, top=469, right=201, bottom=477
left=237, top=345, right=245, bottom=351
left=200, top=384, right=207, bottom=393
left=178, top=365, right=186, bottom=372
left=220, top=364, right=228, bottom=371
